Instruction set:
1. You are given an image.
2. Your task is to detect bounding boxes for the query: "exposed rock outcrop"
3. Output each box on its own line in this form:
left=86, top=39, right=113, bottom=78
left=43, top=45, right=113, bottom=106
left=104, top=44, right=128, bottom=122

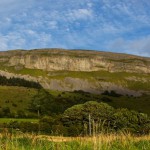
left=0, top=70, right=145, bottom=96
left=0, top=49, right=150, bottom=73
left=0, top=49, right=149, bottom=96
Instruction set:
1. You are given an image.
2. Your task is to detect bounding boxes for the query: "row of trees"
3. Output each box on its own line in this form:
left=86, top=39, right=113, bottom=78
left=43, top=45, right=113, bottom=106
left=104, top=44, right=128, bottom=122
left=0, top=75, right=42, bottom=89
left=29, top=89, right=126, bottom=117
left=29, top=89, right=88, bottom=115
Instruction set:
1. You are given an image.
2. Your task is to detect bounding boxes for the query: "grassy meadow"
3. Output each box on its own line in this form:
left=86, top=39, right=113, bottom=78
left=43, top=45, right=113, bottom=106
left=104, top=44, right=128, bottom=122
left=0, top=132, right=150, bottom=150
left=0, top=86, right=37, bottom=114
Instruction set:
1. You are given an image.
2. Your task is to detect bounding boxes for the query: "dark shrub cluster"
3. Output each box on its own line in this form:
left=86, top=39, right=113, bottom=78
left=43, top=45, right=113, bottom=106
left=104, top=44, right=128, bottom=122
left=0, top=75, right=42, bottom=89
left=60, top=101, right=150, bottom=136
left=102, top=90, right=122, bottom=97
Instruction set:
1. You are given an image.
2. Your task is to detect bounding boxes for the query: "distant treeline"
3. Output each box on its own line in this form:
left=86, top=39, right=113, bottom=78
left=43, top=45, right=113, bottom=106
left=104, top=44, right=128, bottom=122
left=0, top=75, right=42, bottom=89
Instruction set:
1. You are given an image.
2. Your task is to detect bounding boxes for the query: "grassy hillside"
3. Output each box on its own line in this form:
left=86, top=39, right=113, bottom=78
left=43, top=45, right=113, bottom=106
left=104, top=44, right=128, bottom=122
left=47, top=90, right=150, bottom=115
left=0, top=86, right=38, bottom=116
left=0, top=86, right=149, bottom=116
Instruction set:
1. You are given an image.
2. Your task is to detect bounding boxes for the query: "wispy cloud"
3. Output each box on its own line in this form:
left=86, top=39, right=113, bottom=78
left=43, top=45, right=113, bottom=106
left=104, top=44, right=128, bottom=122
left=0, top=0, right=150, bottom=57
left=66, top=8, right=93, bottom=21
left=107, top=36, right=150, bottom=56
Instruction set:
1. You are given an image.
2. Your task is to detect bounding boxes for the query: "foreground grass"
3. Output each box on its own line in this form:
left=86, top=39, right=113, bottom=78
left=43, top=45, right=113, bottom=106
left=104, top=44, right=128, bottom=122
left=0, top=133, right=150, bottom=150
left=0, top=118, right=38, bottom=123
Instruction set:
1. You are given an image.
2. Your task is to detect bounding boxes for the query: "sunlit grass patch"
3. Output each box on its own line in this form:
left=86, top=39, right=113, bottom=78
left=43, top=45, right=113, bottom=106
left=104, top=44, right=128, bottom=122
left=0, top=133, right=150, bottom=150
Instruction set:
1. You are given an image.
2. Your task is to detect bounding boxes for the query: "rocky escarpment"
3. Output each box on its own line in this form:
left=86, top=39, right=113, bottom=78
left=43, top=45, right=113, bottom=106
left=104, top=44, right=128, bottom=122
left=0, top=49, right=149, bottom=96
left=0, top=70, right=143, bottom=96
left=0, top=49, right=150, bottom=73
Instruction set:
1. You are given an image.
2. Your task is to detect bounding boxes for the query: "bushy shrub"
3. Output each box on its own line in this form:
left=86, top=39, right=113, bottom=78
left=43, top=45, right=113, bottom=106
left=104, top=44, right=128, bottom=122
left=39, top=116, right=54, bottom=134
left=102, top=90, right=122, bottom=97
left=61, top=101, right=150, bottom=136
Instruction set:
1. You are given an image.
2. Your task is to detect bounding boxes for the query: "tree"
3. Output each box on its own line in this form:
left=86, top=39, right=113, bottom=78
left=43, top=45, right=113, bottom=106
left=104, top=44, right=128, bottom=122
left=29, top=89, right=54, bottom=115
left=61, top=101, right=150, bottom=136
left=61, top=101, right=115, bottom=136
left=112, top=108, right=150, bottom=133
left=2, top=107, right=11, bottom=117
left=39, top=116, right=54, bottom=133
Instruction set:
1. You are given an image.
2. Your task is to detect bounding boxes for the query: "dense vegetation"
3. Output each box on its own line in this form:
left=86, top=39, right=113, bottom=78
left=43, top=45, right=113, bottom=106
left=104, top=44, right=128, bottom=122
left=61, top=101, right=150, bottom=136
left=0, top=86, right=149, bottom=136
left=0, top=87, right=149, bottom=149
left=0, top=75, right=42, bottom=89
left=0, top=86, right=150, bottom=116
left=1, top=100, right=149, bottom=136
left=4, top=89, right=147, bottom=136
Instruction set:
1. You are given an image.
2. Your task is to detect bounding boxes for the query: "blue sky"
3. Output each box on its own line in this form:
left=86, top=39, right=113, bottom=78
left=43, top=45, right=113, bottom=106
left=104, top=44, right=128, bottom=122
left=0, top=0, right=150, bottom=57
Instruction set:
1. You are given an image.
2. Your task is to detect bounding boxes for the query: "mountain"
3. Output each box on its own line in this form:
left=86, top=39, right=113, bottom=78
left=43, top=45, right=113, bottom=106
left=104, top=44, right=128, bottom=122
left=0, top=48, right=150, bottom=96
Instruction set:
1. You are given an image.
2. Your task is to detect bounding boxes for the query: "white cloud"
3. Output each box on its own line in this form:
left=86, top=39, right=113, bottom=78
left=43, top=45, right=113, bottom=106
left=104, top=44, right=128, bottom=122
left=87, top=2, right=93, bottom=8
left=102, top=0, right=150, bottom=26
left=0, top=36, right=8, bottom=50
left=0, top=30, right=52, bottom=51
left=66, top=8, right=93, bottom=21
left=26, top=30, right=35, bottom=35
left=108, top=36, right=150, bottom=57
left=48, top=21, right=58, bottom=29
left=0, top=0, right=35, bottom=16
left=0, top=0, right=149, bottom=57
left=0, top=33, right=26, bottom=50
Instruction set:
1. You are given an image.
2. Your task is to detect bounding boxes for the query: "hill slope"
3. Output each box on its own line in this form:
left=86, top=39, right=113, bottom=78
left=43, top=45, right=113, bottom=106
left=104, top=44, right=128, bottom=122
left=0, top=49, right=150, bottom=96
left=0, top=86, right=150, bottom=116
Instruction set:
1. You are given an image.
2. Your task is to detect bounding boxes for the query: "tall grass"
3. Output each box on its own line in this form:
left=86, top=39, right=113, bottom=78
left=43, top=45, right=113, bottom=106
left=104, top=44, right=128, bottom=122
left=0, top=131, right=150, bottom=150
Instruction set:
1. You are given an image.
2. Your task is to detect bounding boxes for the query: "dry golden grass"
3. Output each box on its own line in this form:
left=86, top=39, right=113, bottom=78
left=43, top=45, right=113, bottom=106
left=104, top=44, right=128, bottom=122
left=16, top=133, right=150, bottom=143
left=0, top=131, right=150, bottom=150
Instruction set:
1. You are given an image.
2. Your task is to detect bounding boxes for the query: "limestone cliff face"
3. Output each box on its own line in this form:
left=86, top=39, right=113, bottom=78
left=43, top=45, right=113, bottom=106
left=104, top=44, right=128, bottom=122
left=1, top=49, right=149, bottom=73
left=9, top=55, right=97, bottom=71
left=0, top=70, right=143, bottom=96
left=0, top=49, right=150, bottom=96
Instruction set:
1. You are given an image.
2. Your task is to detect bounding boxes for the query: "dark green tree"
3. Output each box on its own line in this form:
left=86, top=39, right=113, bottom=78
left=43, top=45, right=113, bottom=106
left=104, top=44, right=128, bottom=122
left=29, top=89, right=54, bottom=116
left=61, top=101, right=115, bottom=136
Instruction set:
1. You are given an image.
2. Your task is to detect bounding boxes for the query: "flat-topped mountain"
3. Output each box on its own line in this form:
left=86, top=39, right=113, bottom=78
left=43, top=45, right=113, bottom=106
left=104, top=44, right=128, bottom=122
left=0, top=48, right=150, bottom=96
left=0, top=49, right=150, bottom=73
